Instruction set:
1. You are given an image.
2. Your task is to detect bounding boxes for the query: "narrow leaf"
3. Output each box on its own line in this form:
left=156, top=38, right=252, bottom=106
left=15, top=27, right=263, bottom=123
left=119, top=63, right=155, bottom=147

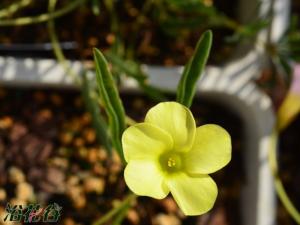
left=105, top=52, right=147, bottom=82
left=176, top=30, right=212, bottom=107
left=111, top=202, right=131, bottom=225
left=91, top=0, right=100, bottom=15
left=93, top=48, right=126, bottom=162
left=81, top=73, right=112, bottom=154
left=105, top=52, right=166, bottom=101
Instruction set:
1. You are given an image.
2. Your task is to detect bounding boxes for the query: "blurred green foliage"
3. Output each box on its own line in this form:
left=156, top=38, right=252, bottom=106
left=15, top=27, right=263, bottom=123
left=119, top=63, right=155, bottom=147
left=177, top=30, right=212, bottom=107
left=94, top=48, right=126, bottom=162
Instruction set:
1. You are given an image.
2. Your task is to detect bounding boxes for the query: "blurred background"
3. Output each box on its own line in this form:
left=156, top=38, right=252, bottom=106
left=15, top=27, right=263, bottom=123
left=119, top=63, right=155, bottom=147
left=0, top=0, right=300, bottom=225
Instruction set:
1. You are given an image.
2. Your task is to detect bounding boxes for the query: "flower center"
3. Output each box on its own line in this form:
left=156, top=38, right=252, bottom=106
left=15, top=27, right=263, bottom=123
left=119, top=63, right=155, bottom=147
left=160, top=152, right=182, bottom=173
left=167, top=157, right=177, bottom=168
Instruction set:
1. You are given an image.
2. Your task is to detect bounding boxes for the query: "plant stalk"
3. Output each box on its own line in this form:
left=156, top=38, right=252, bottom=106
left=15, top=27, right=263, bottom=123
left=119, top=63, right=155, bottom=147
left=92, top=194, right=136, bottom=225
left=0, top=0, right=86, bottom=26
left=269, top=129, right=300, bottom=224
left=0, top=0, right=32, bottom=18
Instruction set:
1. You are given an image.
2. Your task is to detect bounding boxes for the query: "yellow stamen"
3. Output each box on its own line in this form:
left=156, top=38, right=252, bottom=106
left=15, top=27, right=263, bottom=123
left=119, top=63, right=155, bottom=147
left=167, top=158, right=176, bottom=167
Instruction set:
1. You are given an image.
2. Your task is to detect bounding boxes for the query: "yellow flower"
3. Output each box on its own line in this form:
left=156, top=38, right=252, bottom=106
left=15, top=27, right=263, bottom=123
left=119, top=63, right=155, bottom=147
left=122, top=102, right=231, bottom=215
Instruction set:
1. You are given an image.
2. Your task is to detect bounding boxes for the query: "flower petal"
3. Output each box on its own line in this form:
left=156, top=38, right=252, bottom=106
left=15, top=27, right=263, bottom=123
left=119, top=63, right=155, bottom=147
left=184, top=124, right=231, bottom=174
left=124, top=161, right=169, bottom=199
left=145, top=102, right=196, bottom=151
left=122, top=123, right=173, bottom=162
left=166, top=173, right=217, bottom=216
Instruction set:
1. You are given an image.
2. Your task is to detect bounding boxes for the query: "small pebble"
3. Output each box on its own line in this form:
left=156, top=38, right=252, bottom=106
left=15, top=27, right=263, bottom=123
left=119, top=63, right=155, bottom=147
left=153, top=214, right=181, bottom=225
left=83, top=128, right=96, bottom=143
left=79, top=147, right=88, bottom=158
left=87, top=148, right=98, bottom=163
left=74, top=138, right=85, bottom=148
left=50, top=94, right=63, bottom=106
left=93, top=164, right=107, bottom=176
left=10, top=198, right=26, bottom=207
left=97, top=148, right=108, bottom=161
left=16, top=182, right=34, bottom=201
left=70, top=118, right=82, bottom=132
left=81, top=113, right=92, bottom=126
left=37, top=109, right=53, bottom=121
left=60, top=132, right=74, bottom=145
left=83, top=176, right=105, bottom=194
left=0, top=116, right=13, bottom=129
left=46, top=167, right=66, bottom=192
left=67, top=186, right=86, bottom=209
left=64, top=217, right=76, bottom=225
left=127, top=209, right=140, bottom=225
left=160, top=197, right=178, bottom=213
left=88, top=37, right=98, bottom=46
left=67, top=176, right=80, bottom=186
left=164, top=58, right=175, bottom=66
left=0, top=189, right=6, bottom=201
left=9, top=123, right=27, bottom=141
left=106, top=34, right=115, bottom=45
left=49, top=157, right=69, bottom=169
left=9, top=167, right=25, bottom=183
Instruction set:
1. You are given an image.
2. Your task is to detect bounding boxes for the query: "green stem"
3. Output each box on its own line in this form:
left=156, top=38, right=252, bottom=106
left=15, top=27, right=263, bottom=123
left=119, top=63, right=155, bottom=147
left=125, top=115, right=137, bottom=126
left=91, top=0, right=100, bottom=16
left=92, top=194, right=136, bottom=225
left=0, top=0, right=32, bottom=18
left=269, top=129, right=300, bottom=224
left=222, top=17, right=241, bottom=31
left=103, top=0, right=124, bottom=57
left=103, top=0, right=118, bottom=33
left=47, top=0, right=81, bottom=85
left=0, top=0, right=86, bottom=26
left=111, top=202, right=131, bottom=225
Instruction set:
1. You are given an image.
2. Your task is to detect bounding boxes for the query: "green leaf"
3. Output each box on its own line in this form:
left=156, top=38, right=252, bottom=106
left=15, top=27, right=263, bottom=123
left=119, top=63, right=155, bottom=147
left=164, top=0, right=216, bottom=14
left=176, top=30, right=212, bottom=107
left=111, top=202, right=131, bottom=225
left=91, top=0, right=100, bottom=15
left=105, top=52, right=147, bottom=83
left=93, top=48, right=126, bottom=162
left=81, top=73, right=112, bottom=155
left=105, top=52, right=166, bottom=101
